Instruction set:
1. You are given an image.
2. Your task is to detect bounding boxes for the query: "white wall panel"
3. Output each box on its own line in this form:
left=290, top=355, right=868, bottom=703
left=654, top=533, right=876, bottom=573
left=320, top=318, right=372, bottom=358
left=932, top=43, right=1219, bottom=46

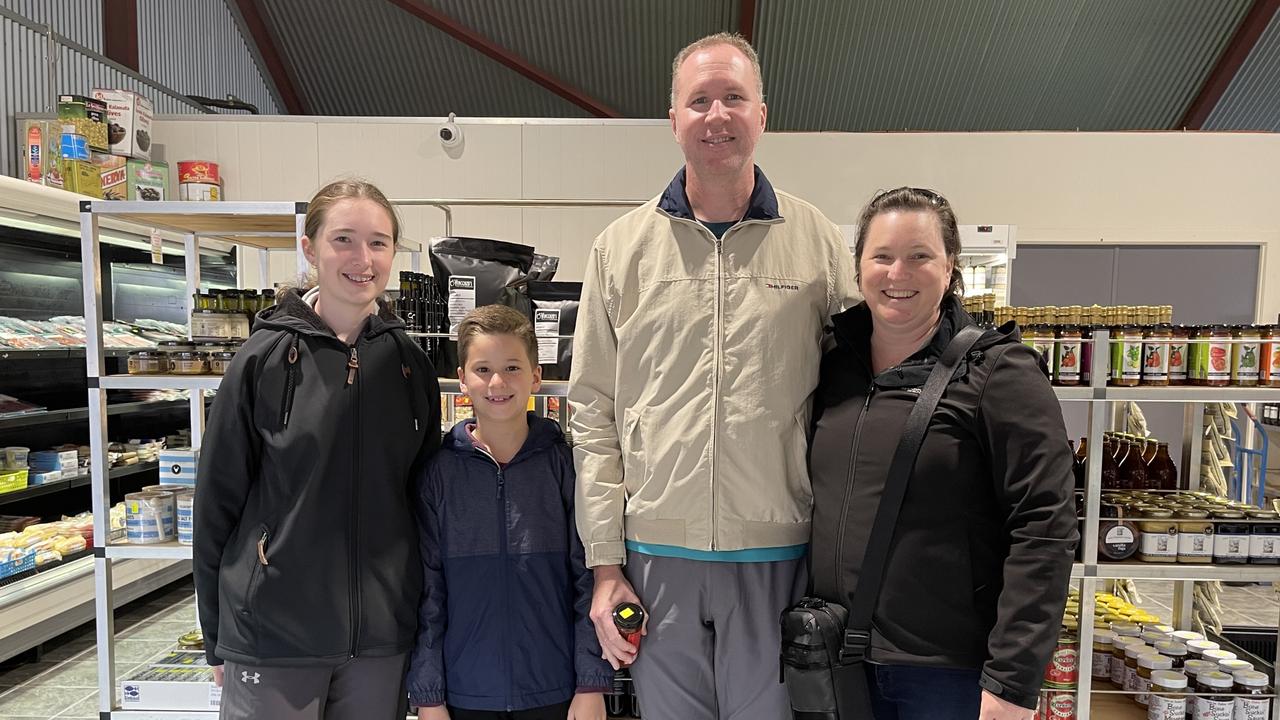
left=137, top=0, right=280, bottom=116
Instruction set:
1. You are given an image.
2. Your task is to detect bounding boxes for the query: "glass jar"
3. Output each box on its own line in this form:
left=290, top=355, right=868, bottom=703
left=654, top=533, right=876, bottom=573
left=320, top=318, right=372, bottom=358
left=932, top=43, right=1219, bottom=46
left=1205, top=325, right=1232, bottom=387
left=1142, top=325, right=1173, bottom=386
left=1055, top=325, right=1082, bottom=386
left=1186, top=326, right=1203, bottom=386
left=1261, top=325, right=1280, bottom=388
left=1175, top=509, right=1213, bottom=564
left=1136, top=652, right=1174, bottom=706
left=1232, top=325, right=1262, bottom=387
left=1140, top=629, right=1167, bottom=646
left=1217, top=658, right=1252, bottom=676
left=1081, top=326, right=1097, bottom=385
left=1139, top=509, right=1178, bottom=563
left=1124, top=642, right=1152, bottom=696
left=208, top=350, right=236, bottom=375
left=1147, top=669, right=1187, bottom=720
left=1030, top=325, right=1054, bottom=369
left=169, top=351, right=209, bottom=375
left=1092, top=630, right=1114, bottom=681
left=158, top=340, right=196, bottom=354
left=1212, top=510, right=1250, bottom=564
left=1099, top=503, right=1140, bottom=561
left=1168, top=326, right=1189, bottom=385
left=1248, top=510, right=1280, bottom=565
left=127, top=350, right=166, bottom=375
left=1112, top=636, right=1141, bottom=687
left=1154, top=640, right=1188, bottom=669
left=1195, top=670, right=1235, bottom=720
left=1112, top=324, right=1144, bottom=386
left=1200, top=649, right=1236, bottom=667
left=1185, top=640, right=1220, bottom=662
left=1181, top=659, right=1218, bottom=681
left=1232, top=670, right=1270, bottom=720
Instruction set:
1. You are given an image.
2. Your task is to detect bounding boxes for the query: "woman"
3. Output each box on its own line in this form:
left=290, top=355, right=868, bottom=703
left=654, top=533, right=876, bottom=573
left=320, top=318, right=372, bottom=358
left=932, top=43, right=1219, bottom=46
left=194, top=179, right=441, bottom=720
left=807, top=187, right=1077, bottom=720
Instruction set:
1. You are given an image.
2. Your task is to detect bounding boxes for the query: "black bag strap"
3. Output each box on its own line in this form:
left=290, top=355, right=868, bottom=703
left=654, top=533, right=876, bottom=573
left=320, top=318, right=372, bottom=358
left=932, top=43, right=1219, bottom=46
left=841, top=324, right=984, bottom=661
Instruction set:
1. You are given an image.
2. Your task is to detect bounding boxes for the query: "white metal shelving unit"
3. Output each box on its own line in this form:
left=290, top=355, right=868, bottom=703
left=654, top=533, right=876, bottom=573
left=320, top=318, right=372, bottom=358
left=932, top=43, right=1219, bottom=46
left=1058, top=328, right=1280, bottom=720
left=80, top=200, right=307, bottom=718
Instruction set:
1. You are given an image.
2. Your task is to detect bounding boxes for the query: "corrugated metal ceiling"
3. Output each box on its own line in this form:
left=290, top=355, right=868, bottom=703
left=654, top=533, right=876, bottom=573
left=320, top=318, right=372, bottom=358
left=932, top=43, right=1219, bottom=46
left=1204, top=9, right=1280, bottom=131
left=258, top=0, right=589, bottom=118
left=248, top=0, right=1280, bottom=132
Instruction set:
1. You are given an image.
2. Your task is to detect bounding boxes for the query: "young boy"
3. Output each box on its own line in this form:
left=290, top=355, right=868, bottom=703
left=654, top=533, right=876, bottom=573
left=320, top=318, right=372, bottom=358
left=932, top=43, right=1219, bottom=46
left=407, top=305, right=611, bottom=720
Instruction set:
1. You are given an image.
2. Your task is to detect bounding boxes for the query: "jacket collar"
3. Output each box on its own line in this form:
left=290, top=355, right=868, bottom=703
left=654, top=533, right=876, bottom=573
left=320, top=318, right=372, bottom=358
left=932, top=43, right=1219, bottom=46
left=657, top=165, right=782, bottom=223
left=830, top=294, right=1017, bottom=387
left=443, top=412, right=565, bottom=463
left=253, top=287, right=403, bottom=339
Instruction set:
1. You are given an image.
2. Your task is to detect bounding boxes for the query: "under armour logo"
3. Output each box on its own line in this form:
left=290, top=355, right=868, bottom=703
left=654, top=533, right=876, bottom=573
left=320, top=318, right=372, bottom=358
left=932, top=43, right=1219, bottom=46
left=241, top=671, right=261, bottom=684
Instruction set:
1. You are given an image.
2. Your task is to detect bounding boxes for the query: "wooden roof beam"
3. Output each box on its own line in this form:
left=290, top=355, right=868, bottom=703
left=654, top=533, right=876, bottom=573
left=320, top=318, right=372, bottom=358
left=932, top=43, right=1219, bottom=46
left=232, top=0, right=308, bottom=115
left=1179, top=0, right=1280, bottom=129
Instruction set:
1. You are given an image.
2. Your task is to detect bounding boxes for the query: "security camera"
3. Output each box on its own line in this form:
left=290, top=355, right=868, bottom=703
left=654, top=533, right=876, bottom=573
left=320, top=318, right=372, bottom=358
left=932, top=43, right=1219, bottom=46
left=439, top=113, right=463, bottom=149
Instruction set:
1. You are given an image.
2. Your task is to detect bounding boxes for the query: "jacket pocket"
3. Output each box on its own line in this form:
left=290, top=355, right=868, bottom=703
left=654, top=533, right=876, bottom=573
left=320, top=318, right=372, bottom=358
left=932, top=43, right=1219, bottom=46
left=620, top=407, right=646, bottom=495
left=240, top=526, right=270, bottom=617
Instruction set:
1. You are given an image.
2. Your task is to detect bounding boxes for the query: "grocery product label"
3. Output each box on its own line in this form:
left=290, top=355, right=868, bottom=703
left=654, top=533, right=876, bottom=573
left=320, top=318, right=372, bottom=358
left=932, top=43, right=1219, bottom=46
left=1135, top=675, right=1151, bottom=705
left=1140, top=531, right=1177, bottom=558
left=1057, top=341, right=1082, bottom=381
left=1234, top=341, right=1261, bottom=381
left=1177, top=530, right=1212, bottom=560
left=1111, top=655, right=1127, bottom=685
left=1041, top=691, right=1074, bottom=719
left=1125, top=666, right=1139, bottom=693
left=1142, top=341, right=1169, bottom=381
left=1234, top=697, right=1270, bottom=720
left=534, top=308, right=560, bottom=365
left=209, top=685, right=222, bottom=708
left=446, top=276, right=476, bottom=340
left=1268, top=341, right=1280, bottom=378
left=1091, top=652, right=1109, bottom=678
left=1194, top=696, right=1232, bottom=720
left=1122, top=340, right=1143, bottom=380
left=1105, top=525, right=1136, bottom=545
left=1147, top=694, right=1185, bottom=720
left=1045, top=646, right=1077, bottom=686
left=1207, top=341, right=1231, bottom=381
left=1212, top=534, right=1248, bottom=561
left=1249, top=535, right=1280, bottom=561
left=1168, top=341, right=1188, bottom=380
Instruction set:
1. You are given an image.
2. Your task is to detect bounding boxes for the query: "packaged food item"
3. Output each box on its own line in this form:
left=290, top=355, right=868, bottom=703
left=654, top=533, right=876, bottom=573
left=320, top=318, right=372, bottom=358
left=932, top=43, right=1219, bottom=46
left=1038, top=689, right=1075, bottom=719
left=127, top=350, right=166, bottom=375
left=1044, top=621, right=1078, bottom=688
left=1141, top=325, right=1172, bottom=386
left=1111, top=325, right=1143, bottom=386
left=1204, top=325, right=1232, bottom=387
left=1232, top=670, right=1270, bottom=719
left=124, top=491, right=175, bottom=544
left=1123, top=642, right=1151, bottom=696
left=127, top=159, right=168, bottom=201
left=1232, top=325, right=1261, bottom=387
left=1, top=447, right=29, bottom=470
left=1091, top=630, right=1114, bottom=680
left=168, top=351, right=209, bottom=375
left=1174, top=509, right=1212, bottom=564
left=57, top=95, right=109, bottom=151
left=1135, top=652, right=1173, bottom=705
left=177, top=161, right=221, bottom=201
left=21, top=119, right=60, bottom=186
left=190, top=310, right=250, bottom=340
left=1055, top=326, right=1082, bottom=386
left=1247, top=510, right=1280, bottom=564
left=1261, top=325, right=1280, bottom=388
left=1154, top=640, right=1187, bottom=669
left=1146, top=669, right=1187, bottom=719
left=529, top=281, right=582, bottom=381
left=1168, top=326, right=1189, bottom=385
left=1193, top=670, right=1234, bottom=720
left=91, top=88, right=153, bottom=159
left=429, top=236, right=536, bottom=373
left=176, top=492, right=194, bottom=545
left=1138, top=509, right=1177, bottom=563
left=61, top=157, right=103, bottom=198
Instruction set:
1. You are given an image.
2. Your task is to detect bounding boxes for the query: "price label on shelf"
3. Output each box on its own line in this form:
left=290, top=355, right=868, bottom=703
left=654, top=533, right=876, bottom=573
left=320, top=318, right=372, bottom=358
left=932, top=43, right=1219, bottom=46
left=150, top=228, right=163, bottom=264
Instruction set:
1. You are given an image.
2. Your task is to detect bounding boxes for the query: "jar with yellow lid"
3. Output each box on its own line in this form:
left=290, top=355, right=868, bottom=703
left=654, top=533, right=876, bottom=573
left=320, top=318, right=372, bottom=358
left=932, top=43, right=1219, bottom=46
left=1194, top=670, right=1234, bottom=720
left=1111, top=636, right=1141, bottom=687
left=1185, top=639, right=1219, bottom=661
left=1139, top=509, right=1178, bottom=563
left=1232, top=670, right=1270, bottom=720
left=1147, top=669, right=1188, bottom=719
left=1136, top=652, right=1174, bottom=706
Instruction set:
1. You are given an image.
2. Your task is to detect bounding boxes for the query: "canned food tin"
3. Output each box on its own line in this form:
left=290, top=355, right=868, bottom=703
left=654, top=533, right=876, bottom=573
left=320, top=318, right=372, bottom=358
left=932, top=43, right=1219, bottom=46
left=1044, top=631, right=1079, bottom=688
left=1037, top=689, right=1075, bottom=720
left=125, top=490, right=175, bottom=544
left=176, top=491, right=194, bottom=545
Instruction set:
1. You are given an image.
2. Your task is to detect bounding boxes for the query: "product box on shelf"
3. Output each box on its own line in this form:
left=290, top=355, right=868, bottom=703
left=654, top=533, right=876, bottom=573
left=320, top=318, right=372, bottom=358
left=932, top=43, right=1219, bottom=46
left=19, top=119, right=61, bottom=186
left=57, top=95, right=109, bottom=151
left=91, top=88, right=153, bottom=159
left=60, top=158, right=103, bottom=198
left=127, top=159, right=169, bottom=201
left=29, top=470, right=61, bottom=485
left=0, top=550, right=36, bottom=579
left=94, top=152, right=128, bottom=200
left=158, top=447, right=198, bottom=486
left=0, top=468, right=29, bottom=494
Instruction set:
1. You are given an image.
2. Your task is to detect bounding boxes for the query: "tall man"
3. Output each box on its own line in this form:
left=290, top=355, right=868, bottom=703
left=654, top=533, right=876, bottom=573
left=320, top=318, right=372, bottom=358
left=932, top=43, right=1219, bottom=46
left=569, top=33, right=860, bottom=719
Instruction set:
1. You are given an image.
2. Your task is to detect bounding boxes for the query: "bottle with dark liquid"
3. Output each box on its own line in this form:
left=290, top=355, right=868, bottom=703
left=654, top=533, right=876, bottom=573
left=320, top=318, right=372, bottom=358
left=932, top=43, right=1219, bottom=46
left=1118, top=439, right=1148, bottom=491
left=1073, top=437, right=1088, bottom=490
left=1147, top=442, right=1178, bottom=491
left=1101, top=437, right=1122, bottom=490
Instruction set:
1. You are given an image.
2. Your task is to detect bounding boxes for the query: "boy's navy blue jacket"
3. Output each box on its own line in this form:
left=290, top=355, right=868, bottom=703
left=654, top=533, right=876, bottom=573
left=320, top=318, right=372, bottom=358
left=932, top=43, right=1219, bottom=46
left=406, top=413, right=613, bottom=711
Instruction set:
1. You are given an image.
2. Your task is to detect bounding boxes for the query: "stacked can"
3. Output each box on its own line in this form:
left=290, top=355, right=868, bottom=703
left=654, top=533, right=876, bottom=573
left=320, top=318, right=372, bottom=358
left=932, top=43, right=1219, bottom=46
left=1037, top=617, right=1078, bottom=719
left=125, top=491, right=175, bottom=544
left=176, top=490, right=195, bottom=545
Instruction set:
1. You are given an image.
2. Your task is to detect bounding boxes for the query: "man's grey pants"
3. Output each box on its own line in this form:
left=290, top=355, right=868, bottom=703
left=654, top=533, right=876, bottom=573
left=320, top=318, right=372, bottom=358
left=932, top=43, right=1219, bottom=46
left=624, top=550, right=806, bottom=720
left=219, top=653, right=408, bottom=720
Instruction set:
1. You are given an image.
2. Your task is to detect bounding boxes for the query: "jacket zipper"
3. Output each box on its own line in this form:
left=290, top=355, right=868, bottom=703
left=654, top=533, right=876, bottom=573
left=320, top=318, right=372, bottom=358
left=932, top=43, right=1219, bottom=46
left=348, top=344, right=362, bottom=658
left=256, top=531, right=269, bottom=566
left=711, top=236, right=723, bottom=549
left=472, top=446, right=513, bottom=710
left=833, top=387, right=874, bottom=601
left=280, top=340, right=299, bottom=429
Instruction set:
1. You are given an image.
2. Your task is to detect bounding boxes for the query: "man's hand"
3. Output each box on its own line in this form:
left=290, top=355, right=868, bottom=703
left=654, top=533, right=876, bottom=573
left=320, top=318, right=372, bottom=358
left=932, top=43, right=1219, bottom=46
left=566, top=692, right=606, bottom=720
left=417, top=705, right=451, bottom=720
left=588, top=565, right=643, bottom=670
left=979, top=690, right=1034, bottom=720
left=212, top=665, right=223, bottom=687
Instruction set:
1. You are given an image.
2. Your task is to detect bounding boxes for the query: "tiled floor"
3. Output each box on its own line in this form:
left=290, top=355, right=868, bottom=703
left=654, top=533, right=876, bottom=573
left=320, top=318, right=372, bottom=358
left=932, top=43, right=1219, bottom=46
left=0, top=578, right=198, bottom=719
left=1119, top=580, right=1280, bottom=627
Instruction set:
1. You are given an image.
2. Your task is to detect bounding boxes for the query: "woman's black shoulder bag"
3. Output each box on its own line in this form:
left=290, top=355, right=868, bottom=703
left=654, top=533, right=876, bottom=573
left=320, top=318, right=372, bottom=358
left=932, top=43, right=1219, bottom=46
left=780, top=324, right=984, bottom=720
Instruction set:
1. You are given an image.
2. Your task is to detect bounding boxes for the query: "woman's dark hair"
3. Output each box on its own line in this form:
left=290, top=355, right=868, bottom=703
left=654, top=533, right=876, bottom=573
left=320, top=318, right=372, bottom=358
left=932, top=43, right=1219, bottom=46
left=853, top=187, right=964, bottom=298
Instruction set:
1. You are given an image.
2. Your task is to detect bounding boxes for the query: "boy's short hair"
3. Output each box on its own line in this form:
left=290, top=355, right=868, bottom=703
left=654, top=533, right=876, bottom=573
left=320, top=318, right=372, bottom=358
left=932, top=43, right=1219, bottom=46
left=457, top=305, right=539, bottom=368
